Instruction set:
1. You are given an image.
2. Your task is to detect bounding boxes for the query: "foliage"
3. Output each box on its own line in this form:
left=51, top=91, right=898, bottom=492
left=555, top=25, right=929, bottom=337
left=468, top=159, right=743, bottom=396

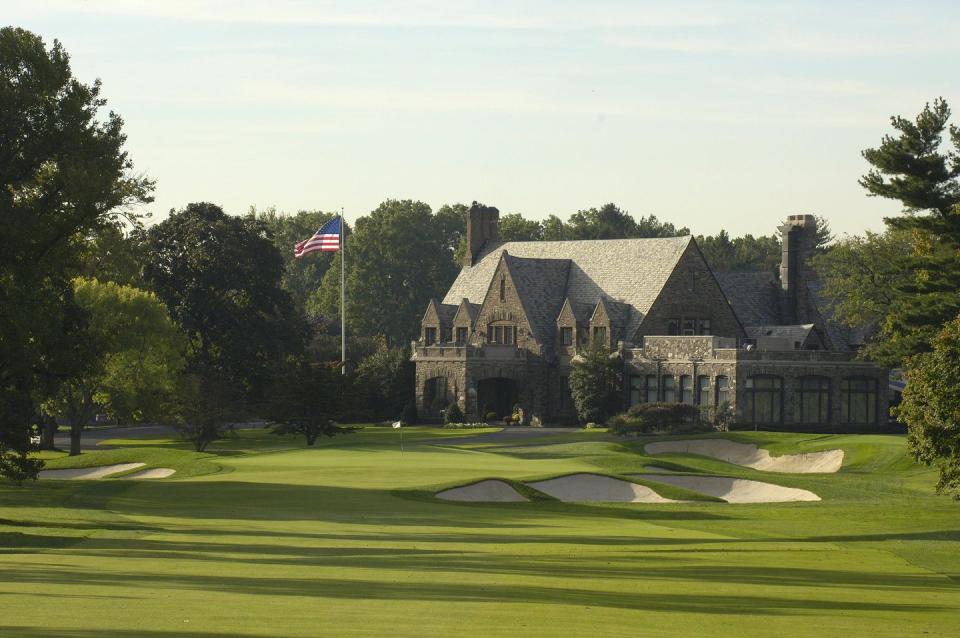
left=608, top=402, right=704, bottom=436
left=811, top=229, right=915, bottom=362
left=248, top=206, right=340, bottom=320
left=444, top=401, right=465, bottom=424
left=351, top=339, right=415, bottom=420
left=400, top=402, right=418, bottom=426
left=569, top=342, right=622, bottom=423
left=0, top=27, right=153, bottom=479
left=141, top=202, right=306, bottom=412
left=44, top=279, right=186, bottom=455
left=316, top=199, right=461, bottom=344
left=897, top=315, right=960, bottom=498
left=264, top=358, right=346, bottom=446
left=563, top=203, right=688, bottom=240
left=499, top=213, right=545, bottom=241
left=441, top=421, right=488, bottom=429
left=859, top=98, right=960, bottom=364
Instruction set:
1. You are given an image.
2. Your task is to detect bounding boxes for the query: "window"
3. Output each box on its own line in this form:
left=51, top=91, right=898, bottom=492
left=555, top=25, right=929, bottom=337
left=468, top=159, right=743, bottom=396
left=645, top=375, right=659, bottom=403
left=560, top=327, right=573, bottom=346
left=841, top=377, right=877, bottom=424
left=715, top=375, right=730, bottom=406
left=455, top=327, right=468, bottom=345
left=743, top=375, right=783, bottom=425
left=441, top=327, right=452, bottom=343
left=698, top=375, right=711, bottom=406
left=682, top=318, right=696, bottom=336
left=487, top=324, right=515, bottom=345
left=424, top=327, right=437, bottom=344
left=663, top=376, right=675, bottom=402
left=680, top=375, right=694, bottom=404
left=499, top=276, right=506, bottom=301
left=593, top=326, right=607, bottom=344
left=667, top=318, right=680, bottom=336
left=698, top=319, right=711, bottom=335
left=799, top=376, right=830, bottom=424
left=577, top=327, right=589, bottom=347
left=630, top=375, right=644, bottom=406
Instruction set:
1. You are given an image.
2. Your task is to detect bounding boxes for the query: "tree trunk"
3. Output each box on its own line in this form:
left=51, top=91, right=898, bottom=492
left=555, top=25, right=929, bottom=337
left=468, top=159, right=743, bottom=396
left=39, top=416, right=58, bottom=450
left=69, top=424, right=83, bottom=456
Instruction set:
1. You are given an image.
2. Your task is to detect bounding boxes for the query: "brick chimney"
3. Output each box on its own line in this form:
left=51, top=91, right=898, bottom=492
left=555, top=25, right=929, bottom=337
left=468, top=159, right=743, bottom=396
left=464, top=201, right=499, bottom=267
left=779, top=214, right=817, bottom=323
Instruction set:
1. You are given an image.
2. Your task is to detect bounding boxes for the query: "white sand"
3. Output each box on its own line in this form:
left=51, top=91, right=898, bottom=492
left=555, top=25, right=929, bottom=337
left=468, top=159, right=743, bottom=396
left=636, top=474, right=820, bottom=503
left=39, top=462, right=145, bottom=480
left=124, top=467, right=176, bottom=479
left=644, top=439, right=843, bottom=473
left=436, top=480, right=528, bottom=502
left=528, top=473, right=679, bottom=503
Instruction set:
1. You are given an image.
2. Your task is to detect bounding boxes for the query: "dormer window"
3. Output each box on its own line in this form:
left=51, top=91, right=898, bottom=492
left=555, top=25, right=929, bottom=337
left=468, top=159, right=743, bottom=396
left=560, top=327, right=573, bottom=346
left=455, top=327, right=468, bottom=345
left=499, top=276, right=506, bottom=302
left=424, top=327, right=437, bottom=344
left=592, top=326, right=607, bottom=344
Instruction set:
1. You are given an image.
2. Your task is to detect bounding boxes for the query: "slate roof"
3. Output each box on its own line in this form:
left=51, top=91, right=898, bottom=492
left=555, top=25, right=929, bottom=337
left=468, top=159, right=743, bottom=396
left=442, top=237, right=692, bottom=338
left=503, top=254, right=571, bottom=343
left=715, top=271, right=782, bottom=327
left=437, top=303, right=458, bottom=324
left=745, top=324, right=816, bottom=343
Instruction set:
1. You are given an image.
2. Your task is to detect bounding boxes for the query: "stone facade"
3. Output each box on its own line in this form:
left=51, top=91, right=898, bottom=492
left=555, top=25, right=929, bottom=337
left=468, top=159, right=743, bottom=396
left=412, top=204, right=888, bottom=430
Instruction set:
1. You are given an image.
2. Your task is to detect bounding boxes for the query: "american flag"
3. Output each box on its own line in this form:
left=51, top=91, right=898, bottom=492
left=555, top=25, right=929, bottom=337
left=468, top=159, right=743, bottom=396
left=294, top=216, right=342, bottom=257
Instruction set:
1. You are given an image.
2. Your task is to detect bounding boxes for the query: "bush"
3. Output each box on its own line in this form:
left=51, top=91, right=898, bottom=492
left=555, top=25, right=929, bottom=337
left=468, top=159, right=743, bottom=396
left=442, top=422, right=489, bottom=429
left=484, top=411, right=498, bottom=421
left=608, top=402, right=705, bottom=436
left=401, top=402, right=418, bottom=425
left=444, top=401, right=464, bottom=424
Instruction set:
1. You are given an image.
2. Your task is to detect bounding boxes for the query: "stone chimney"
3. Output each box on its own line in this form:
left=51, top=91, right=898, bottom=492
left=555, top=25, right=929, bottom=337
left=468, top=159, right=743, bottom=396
left=779, top=214, right=817, bottom=324
left=464, top=201, right=499, bottom=267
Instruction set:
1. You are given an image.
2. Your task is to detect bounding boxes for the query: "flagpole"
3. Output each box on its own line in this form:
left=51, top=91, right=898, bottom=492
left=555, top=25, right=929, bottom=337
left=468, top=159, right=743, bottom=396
left=340, top=207, right=346, bottom=376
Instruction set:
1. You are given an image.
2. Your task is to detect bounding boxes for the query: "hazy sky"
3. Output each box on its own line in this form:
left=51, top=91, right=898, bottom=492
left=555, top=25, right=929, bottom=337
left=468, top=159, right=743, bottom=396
left=8, top=1, right=960, bottom=237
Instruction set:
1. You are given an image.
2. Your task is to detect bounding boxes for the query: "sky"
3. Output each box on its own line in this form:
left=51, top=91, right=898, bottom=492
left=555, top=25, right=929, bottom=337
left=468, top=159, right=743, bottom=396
left=7, top=0, right=960, bottom=237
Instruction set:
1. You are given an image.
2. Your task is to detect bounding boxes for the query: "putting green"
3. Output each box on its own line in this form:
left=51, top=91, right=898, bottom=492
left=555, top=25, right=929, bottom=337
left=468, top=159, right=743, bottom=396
left=1, top=427, right=958, bottom=637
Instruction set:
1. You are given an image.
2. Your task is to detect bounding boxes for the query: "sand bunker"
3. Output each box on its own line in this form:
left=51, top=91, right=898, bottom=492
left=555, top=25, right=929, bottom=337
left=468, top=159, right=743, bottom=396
left=436, top=480, right=528, bottom=502
left=644, top=439, right=843, bottom=473
left=637, top=474, right=819, bottom=503
left=124, top=467, right=176, bottom=479
left=528, top=474, right=678, bottom=503
left=39, top=462, right=146, bottom=480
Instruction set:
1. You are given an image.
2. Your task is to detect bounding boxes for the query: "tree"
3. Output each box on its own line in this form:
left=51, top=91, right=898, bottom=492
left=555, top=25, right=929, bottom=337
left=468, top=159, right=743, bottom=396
left=566, top=203, right=688, bottom=240
left=860, top=98, right=960, bottom=363
left=316, top=199, right=460, bottom=345
left=569, top=341, right=622, bottom=423
left=247, top=206, right=339, bottom=320
left=264, top=358, right=345, bottom=446
left=897, top=315, right=960, bottom=498
left=499, top=213, right=544, bottom=242
left=45, top=279, right=186, bottom=455
left=0, top=28, right=153, bottom=479
left=811, top=229, right=915, bottom=363
left=351, top=339, right=415, bottom=421
left=141, top=202, right=305, bottom=446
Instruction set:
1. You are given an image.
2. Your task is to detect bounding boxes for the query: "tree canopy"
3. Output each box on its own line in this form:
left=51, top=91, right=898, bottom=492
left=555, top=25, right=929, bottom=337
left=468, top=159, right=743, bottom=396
left=0, top=27, right=152, bottom=479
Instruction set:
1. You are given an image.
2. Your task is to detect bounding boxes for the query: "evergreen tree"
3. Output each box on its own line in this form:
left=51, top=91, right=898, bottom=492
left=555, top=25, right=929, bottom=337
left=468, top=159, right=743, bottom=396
left=569, top=341, right=622, bottom=423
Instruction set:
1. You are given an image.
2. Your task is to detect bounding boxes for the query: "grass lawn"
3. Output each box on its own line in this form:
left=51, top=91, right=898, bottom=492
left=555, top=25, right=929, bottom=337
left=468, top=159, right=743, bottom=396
left=1, top=426, right=958, bottom=637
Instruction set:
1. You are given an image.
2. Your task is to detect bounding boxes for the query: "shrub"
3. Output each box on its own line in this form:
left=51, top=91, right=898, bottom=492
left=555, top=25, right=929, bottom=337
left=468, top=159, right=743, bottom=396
left=400, top=402, right=418, bottom=425
left=608, top=402, right=705, bottom=436
left=569, top=342, right=622, bottom=423
left=484, top=411, right=498, bottom=421
left=444, top=401, right=464, bottom=424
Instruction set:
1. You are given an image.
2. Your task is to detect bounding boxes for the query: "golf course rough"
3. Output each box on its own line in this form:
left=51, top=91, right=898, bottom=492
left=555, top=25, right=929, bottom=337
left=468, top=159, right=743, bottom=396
left=644, top=438, right=844, bottom=473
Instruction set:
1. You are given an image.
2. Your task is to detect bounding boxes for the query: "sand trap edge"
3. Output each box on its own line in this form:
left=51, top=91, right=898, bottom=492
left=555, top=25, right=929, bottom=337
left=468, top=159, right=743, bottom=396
left=634, top=473, right=821, bottom=504
left=38, top=462, right=146, bottom=480
left=124, top=467, right=176, bottom=480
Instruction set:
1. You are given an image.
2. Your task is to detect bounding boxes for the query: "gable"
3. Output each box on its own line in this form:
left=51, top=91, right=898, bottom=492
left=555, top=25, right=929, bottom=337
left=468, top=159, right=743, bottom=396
left=637, top=239, right=746, bottom=339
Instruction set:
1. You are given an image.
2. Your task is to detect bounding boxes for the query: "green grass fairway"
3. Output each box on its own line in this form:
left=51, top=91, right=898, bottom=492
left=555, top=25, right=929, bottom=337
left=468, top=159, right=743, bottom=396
left=2, top=427, right=959, bottom=637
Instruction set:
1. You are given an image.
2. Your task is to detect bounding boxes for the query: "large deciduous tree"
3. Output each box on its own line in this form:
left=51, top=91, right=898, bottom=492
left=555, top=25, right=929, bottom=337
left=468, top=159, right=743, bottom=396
left=0, top=28, right=152, bottom=479
left=897, top=315, right=960, bottom=498
left=46, top=279, right=186, bottom=455
left=141, top=202, right=305, bottom=448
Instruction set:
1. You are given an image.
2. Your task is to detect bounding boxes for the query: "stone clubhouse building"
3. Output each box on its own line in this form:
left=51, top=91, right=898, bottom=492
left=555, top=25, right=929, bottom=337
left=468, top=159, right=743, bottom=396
left=412, top=204, right=887, bottom=431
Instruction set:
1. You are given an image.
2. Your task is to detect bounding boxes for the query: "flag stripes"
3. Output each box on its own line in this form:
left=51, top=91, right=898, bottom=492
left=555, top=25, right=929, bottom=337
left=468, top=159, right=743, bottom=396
left=294, top=216, right=342, bottom=257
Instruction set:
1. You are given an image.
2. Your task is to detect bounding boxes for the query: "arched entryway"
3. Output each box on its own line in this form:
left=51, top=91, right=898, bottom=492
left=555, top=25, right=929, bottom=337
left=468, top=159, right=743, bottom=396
left=423, top=377, right=449, bottom=413
left=476, top=377, right=519, bottom=419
